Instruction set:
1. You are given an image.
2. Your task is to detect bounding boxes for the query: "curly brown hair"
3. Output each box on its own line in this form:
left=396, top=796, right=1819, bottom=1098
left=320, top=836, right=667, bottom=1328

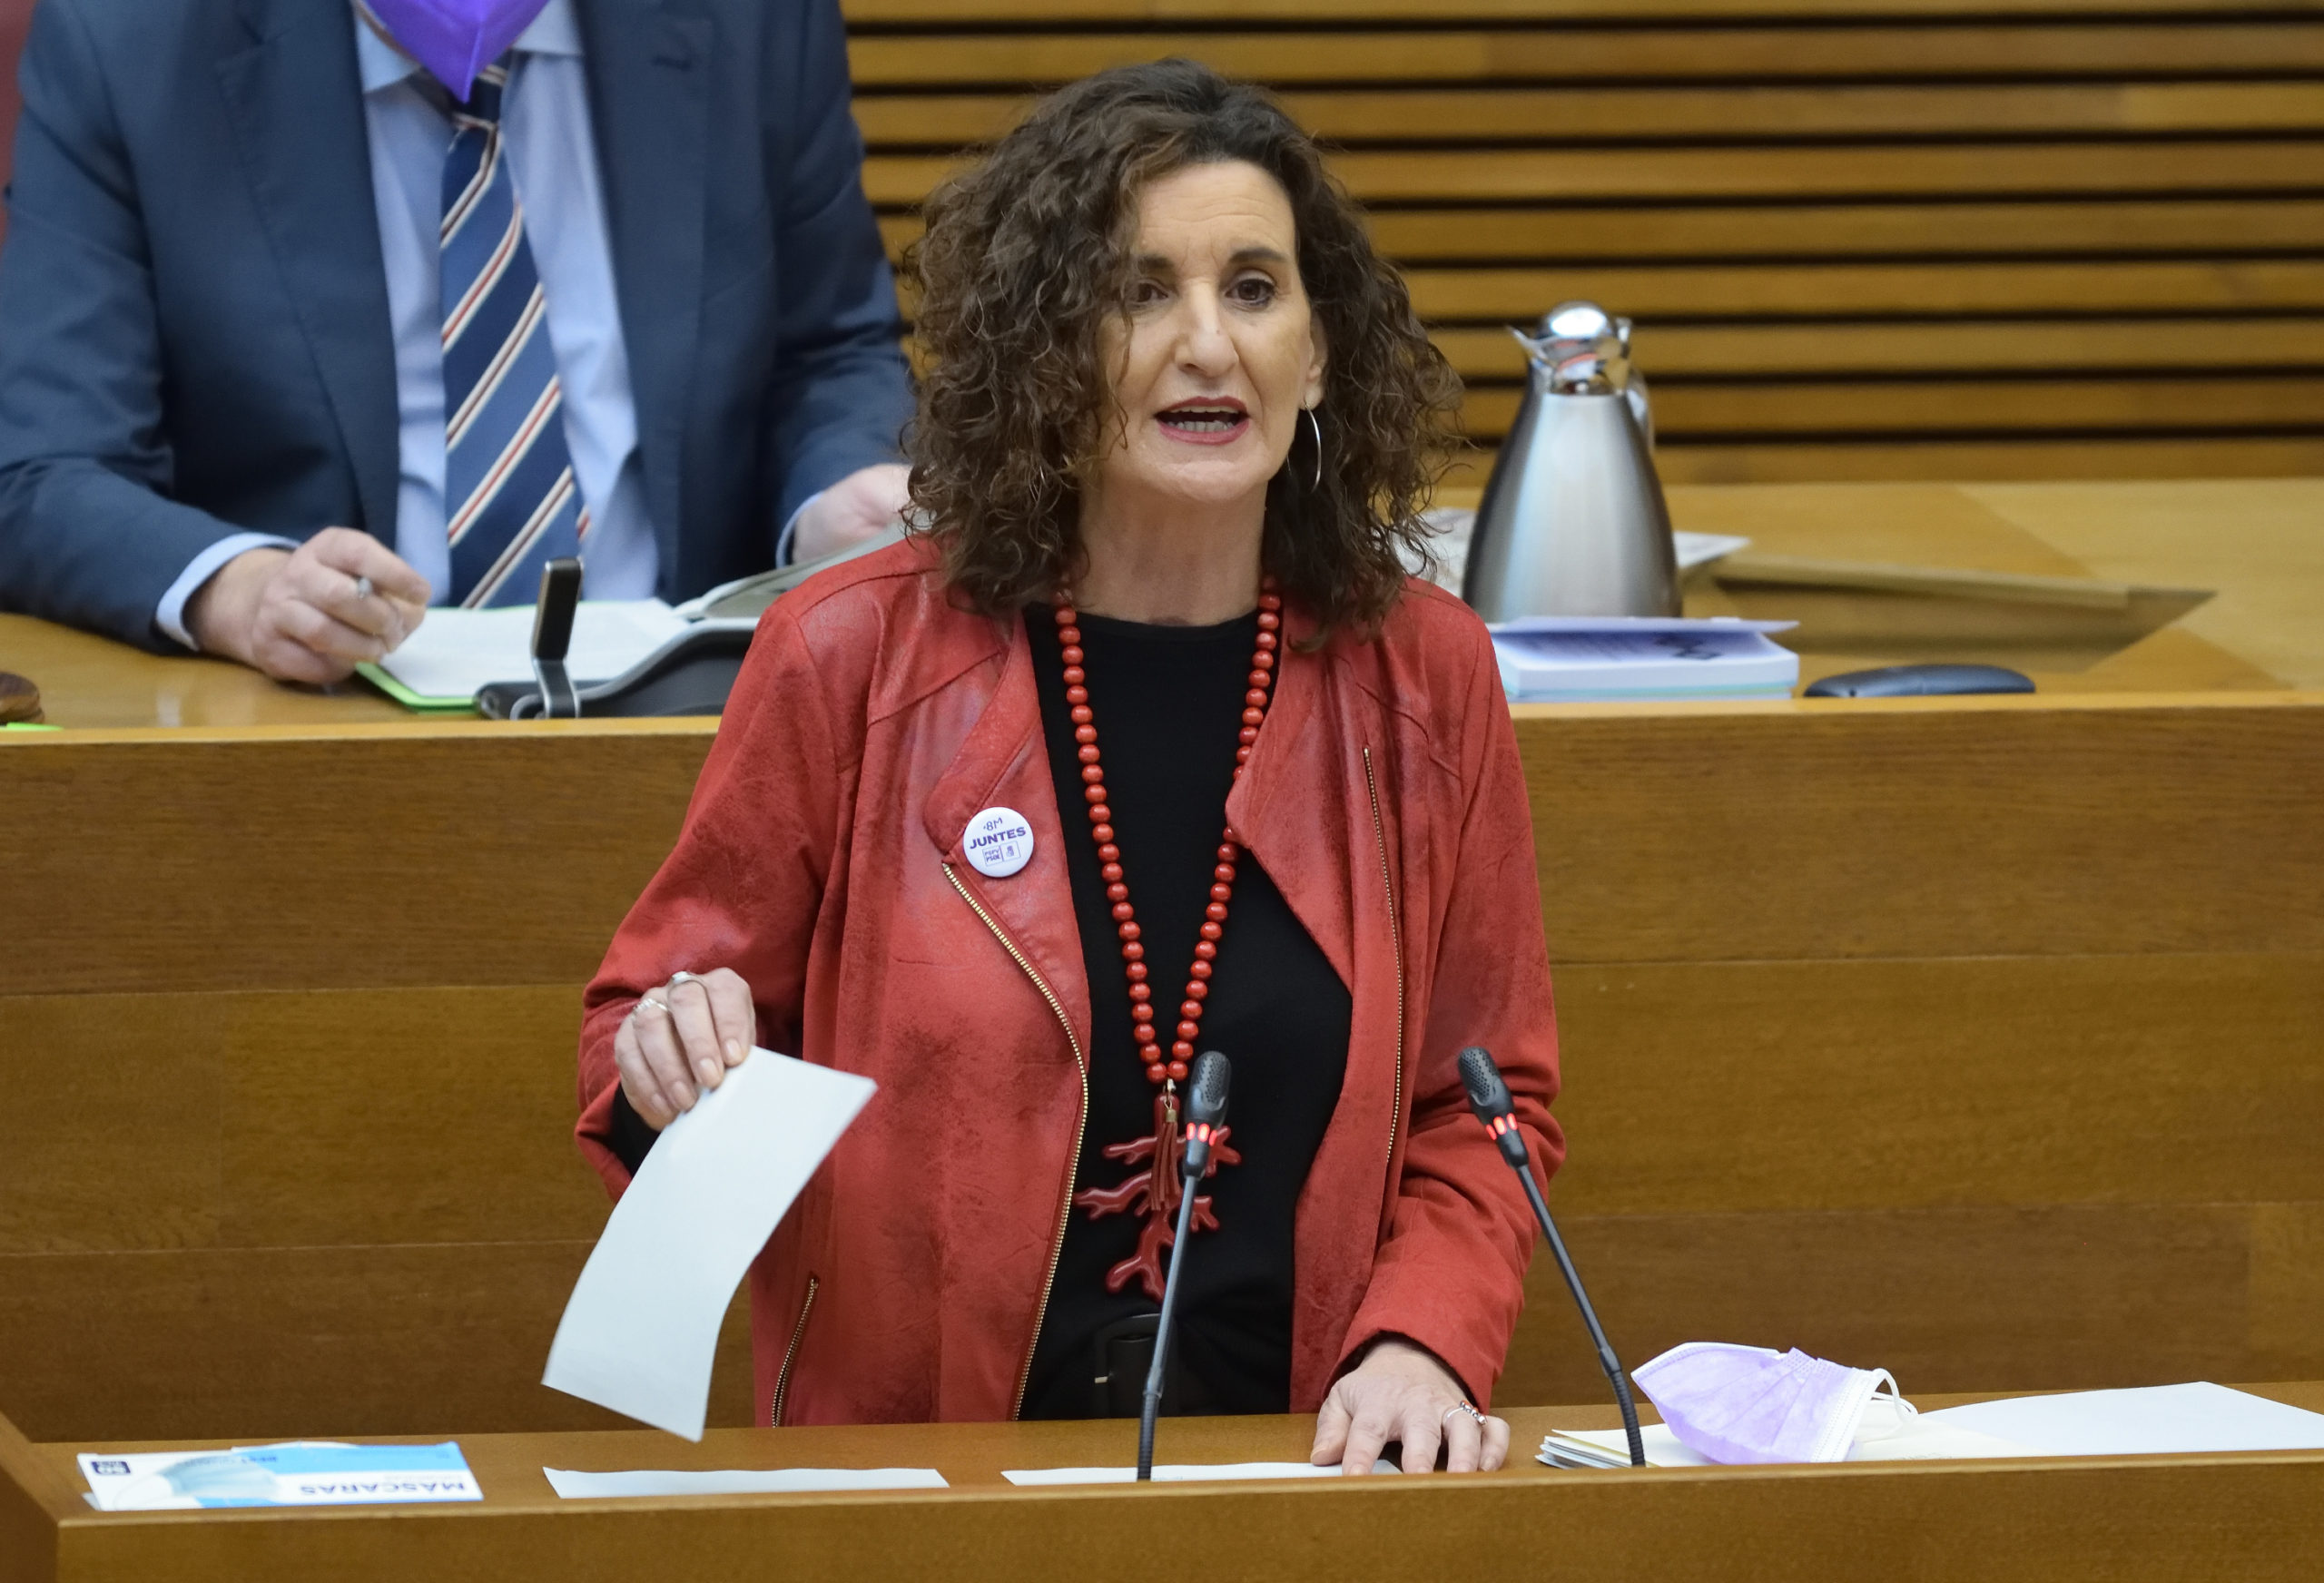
left=903, top=59, right=1462, bottom=636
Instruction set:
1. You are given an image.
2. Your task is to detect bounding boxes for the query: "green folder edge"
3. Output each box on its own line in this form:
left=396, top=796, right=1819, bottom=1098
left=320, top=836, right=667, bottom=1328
left=355, top=662, right=479, bottom=713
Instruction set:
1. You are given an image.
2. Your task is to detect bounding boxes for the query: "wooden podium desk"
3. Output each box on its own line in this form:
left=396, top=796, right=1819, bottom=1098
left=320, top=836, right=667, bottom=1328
left=2, top=476, right=2319, bottom=1449
left=6, top=1389, right=2324, bottom=1583
left=2, top=691, right=2317, bottom=1449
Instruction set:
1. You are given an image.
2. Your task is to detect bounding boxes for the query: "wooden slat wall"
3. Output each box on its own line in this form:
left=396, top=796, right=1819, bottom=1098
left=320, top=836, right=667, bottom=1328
left=843, top=0, right=2324, bottom=482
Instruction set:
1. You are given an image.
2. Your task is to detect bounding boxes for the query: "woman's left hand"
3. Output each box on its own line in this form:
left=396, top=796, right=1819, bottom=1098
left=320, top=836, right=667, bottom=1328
left=1310, top=1338, right=1511, bottom=1475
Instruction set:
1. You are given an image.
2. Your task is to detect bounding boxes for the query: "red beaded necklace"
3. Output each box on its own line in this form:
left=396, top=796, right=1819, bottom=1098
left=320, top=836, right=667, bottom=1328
left=1055, top=576, right=1282, bottom=1301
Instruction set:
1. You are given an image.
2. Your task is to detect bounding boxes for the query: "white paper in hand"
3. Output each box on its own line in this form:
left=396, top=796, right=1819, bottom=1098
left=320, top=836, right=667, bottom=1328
left=544, top=1049, right=875, bottom=1440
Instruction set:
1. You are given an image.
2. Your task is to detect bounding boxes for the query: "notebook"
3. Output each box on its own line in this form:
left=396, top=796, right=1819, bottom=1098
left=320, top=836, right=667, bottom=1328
left=358, top=600, right=691, bottom=710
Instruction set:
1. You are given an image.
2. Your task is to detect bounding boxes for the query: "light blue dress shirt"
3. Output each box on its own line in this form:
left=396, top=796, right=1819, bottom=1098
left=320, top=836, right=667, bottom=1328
left=156, top=0, right=658, bottom=644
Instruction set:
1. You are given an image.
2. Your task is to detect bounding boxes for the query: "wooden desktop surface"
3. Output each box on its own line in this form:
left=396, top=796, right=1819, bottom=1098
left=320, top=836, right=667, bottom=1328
left=2, top=477, right=2318, bottom=728
left=1671, top=477, right=2324, bottom=693
left=6, top=1387, right=2324, bottom=1583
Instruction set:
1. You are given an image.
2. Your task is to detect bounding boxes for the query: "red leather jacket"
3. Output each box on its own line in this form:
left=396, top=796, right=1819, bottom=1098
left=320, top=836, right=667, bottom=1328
left=576, top=538, right=1561, bottom=1426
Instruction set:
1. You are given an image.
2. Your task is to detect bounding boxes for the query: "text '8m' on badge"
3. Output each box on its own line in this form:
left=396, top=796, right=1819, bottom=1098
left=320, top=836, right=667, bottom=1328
left=964, top=806, right=1034, bottom=879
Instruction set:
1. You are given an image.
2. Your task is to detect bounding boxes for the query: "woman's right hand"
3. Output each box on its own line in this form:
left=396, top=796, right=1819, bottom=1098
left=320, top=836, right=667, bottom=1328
left=613, top=968, right=758, bottom=1129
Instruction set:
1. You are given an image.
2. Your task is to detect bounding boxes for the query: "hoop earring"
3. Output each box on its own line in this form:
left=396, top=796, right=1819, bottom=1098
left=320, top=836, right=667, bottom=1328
left=1303, top=406, right=1323, bottom=490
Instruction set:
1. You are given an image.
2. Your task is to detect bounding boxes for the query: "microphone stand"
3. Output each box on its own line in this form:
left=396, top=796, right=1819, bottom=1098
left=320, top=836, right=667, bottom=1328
left=1137, top=1163, right=1204, bottom=1480
left=1513, top=1149, right=1645, bottom=1468
left=1137, top=1051, right=1231, bottom=1481
left=1460, top=1046, right=1646, bottom=1468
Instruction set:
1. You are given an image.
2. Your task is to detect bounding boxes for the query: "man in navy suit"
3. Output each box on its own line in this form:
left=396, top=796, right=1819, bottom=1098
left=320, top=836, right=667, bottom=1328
left=0, top=0, right=913, bottom=682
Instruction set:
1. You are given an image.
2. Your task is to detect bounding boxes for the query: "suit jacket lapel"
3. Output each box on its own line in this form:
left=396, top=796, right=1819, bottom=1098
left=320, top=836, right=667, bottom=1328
left=215, top=0, right=399, bottom=541
left=576, top=0, right=709, bottom=593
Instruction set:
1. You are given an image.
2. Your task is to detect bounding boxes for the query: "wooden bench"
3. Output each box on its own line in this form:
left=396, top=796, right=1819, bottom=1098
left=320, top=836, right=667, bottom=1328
left=842, top=0, right=2324, bottom=483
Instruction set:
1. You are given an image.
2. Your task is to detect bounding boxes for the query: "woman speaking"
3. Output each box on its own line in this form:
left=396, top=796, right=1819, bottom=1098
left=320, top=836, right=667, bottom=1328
left=576, top=60, right=1561, bottom=1476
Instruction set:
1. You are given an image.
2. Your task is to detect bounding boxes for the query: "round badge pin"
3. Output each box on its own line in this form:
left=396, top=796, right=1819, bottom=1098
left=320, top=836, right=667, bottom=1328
left=963, top=805, right=1034, bottom=879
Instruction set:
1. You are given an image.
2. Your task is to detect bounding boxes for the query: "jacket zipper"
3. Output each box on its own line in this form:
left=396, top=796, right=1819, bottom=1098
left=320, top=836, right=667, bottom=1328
left=941, top=860, right=1089, bottom=1420
left=1363, top=747, right=1406, bottom=1172
left=770, top=1273, right=819, bottom=1427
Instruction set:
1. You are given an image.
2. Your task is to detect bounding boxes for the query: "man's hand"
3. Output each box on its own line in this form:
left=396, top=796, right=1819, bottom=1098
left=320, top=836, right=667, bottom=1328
left=790, top=463, right=911, bottom=565
left=186, top=529, right=431, bottom=683
left=1311, top=1337, right=1512, bottom=1475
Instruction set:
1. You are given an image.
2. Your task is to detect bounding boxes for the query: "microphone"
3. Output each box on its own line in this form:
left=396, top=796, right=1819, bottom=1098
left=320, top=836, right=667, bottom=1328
left=1137, top=1049, right=1230, bottom=1481
left=1459, top=1045, right=1645, bottom=1468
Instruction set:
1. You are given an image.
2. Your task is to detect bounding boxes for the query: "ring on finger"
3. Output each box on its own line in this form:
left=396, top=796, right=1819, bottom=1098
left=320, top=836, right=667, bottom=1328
left=637, top=996, right=669, bottom=1015
left=351, top=575, right=374, bottom=603
left=1443, top=1400, right=1487, bottom=1427
left=667, top=970, right=698, bottom=989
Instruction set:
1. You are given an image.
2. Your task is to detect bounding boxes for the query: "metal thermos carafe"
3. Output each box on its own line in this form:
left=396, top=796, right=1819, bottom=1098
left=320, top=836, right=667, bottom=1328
left=1461, top=302, right=1681, bottom=620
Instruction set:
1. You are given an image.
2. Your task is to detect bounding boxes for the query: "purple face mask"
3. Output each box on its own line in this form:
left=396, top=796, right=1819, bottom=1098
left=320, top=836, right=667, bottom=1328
left=1631, top=1342, right=1904, bottom=1464
left=363, top=0, right=550, bottom=102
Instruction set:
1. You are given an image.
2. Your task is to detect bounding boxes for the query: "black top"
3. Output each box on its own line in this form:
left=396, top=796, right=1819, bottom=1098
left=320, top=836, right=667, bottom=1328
left=1019, top=607, right=1352, bottom=1420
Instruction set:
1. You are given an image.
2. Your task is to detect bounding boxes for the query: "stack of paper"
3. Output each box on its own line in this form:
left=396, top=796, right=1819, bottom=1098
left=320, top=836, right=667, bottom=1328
left=1539, top=1383, right=2324, bottom=1470
left=1541, top=1419, right=2031, bottom=1470
left=1490, top=616, right=1799, bottom=703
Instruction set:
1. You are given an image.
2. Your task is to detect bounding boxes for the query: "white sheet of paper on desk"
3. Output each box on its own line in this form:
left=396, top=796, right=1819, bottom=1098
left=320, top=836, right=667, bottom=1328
left=1846, top=1422, right=2039, bottom=1460
left=542, top=1049, right=875, bottom=1441
left=544, top=1466, right=945, bottom=1499
left=375, top=599, right=690, bottom=701
left=1003, top=1460, right=1398, bottom=1485
left=1919, top=1382, right=2324, bottom=1457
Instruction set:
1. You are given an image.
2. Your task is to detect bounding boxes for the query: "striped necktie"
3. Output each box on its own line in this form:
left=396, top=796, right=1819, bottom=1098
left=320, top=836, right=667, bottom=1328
left=440, top=58, right=586, bottom=607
